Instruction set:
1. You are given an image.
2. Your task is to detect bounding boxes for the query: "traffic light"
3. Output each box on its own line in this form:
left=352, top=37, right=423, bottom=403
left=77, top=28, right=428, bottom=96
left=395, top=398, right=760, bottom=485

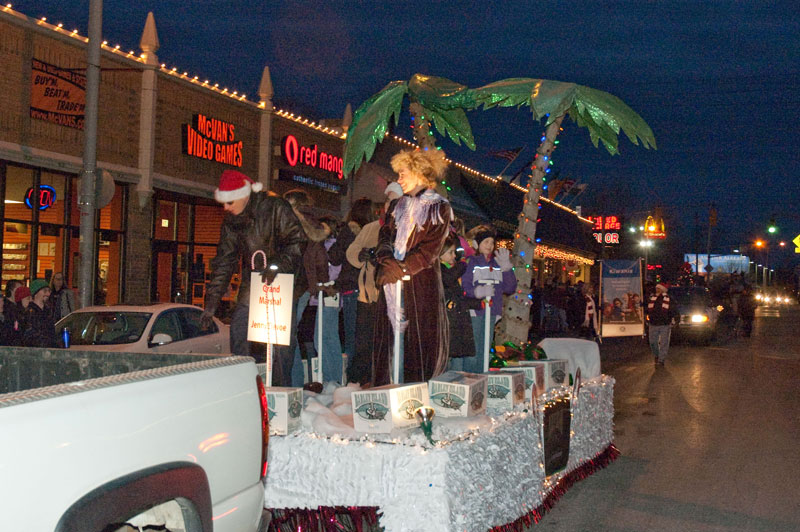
left=767, top=218, right=778, bottom=234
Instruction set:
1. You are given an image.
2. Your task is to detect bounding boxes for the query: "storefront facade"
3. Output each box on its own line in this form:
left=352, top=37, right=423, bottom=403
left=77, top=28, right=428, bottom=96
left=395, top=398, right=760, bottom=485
left=0, top=7, right=349, bottom=306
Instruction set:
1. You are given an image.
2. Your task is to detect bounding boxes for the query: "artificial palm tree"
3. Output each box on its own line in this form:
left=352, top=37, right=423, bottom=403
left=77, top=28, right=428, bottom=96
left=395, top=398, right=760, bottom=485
left=468, top=78, right=656, bottom=346
left=343, top=73, right=477, bottom=176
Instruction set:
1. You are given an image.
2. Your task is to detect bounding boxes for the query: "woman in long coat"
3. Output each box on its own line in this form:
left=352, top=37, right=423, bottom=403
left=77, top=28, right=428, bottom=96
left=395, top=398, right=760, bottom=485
left=371, top=149, right=451, bottom=385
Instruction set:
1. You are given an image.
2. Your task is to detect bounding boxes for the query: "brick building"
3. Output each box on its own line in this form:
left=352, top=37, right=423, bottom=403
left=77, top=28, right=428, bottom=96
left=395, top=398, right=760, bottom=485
left=0, top=7, right=352, bottom=306
left=0, top=6, right=596, bottom=308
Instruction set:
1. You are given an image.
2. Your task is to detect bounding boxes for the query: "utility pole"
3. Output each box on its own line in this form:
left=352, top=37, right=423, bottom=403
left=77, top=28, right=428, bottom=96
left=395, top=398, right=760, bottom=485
left=78, top=0, right=102, bottom=307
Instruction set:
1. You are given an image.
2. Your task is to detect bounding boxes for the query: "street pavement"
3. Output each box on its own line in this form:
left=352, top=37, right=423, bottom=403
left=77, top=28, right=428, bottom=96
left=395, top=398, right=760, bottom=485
left=534, top=302, right=800, bottom=531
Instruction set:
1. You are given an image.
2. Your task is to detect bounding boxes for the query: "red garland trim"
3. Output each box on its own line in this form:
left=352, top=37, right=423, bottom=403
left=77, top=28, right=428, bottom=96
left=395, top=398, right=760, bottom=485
left=489, top=443, right=621, bottom=532
left=268, top=505, right=382, bottom=532
left=266, top=444, right=620, bottom=532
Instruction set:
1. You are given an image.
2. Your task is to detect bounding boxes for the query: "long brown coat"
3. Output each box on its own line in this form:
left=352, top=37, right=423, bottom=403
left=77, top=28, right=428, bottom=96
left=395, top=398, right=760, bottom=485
left=371, top=192, right=451, bottom=385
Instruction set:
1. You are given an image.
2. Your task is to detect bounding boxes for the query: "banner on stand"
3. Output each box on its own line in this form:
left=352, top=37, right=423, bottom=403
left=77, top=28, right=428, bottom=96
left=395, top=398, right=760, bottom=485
left=600, top=260, right=644, bottom=337
left=248, top=273, right=294, bottom=345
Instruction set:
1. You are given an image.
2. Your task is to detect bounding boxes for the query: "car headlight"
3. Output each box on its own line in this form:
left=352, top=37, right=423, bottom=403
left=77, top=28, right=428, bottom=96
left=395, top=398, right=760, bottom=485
left=764, top=296, right=772, bottom=303
left=691, top=314, right=709, bottom=323
left=755, top=294, right=762, bottom=300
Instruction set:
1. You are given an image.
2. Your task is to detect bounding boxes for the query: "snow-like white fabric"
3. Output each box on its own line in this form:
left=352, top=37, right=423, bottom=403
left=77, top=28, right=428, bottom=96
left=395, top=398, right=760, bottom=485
left=537, top=338, right=601, bottom=379
left=263, top=376, right=615, bottom=531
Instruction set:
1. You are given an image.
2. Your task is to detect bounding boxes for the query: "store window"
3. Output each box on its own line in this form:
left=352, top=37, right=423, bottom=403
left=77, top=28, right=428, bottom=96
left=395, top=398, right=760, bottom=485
left=151, top=191, right=226, bottom=308
left=1, top=162, right=126, bottom=305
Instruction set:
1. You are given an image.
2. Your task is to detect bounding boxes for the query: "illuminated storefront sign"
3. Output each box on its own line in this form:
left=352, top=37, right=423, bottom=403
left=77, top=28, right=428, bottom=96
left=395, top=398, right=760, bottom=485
left=589, top=215, right=622, bottom=245
left=25, top=185, right=57, bottom=210
left=281, top=134, right=343, bottom=179
left=643, top=215, right=666, bottom=239
left=182, top=114, right=243, bottom=167
left=277, top=169, right=345, bottom=195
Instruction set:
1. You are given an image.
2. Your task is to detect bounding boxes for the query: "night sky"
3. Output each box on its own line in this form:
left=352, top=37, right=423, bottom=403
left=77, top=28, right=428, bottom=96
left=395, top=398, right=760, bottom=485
left=13, top=1, right=800, bottom=268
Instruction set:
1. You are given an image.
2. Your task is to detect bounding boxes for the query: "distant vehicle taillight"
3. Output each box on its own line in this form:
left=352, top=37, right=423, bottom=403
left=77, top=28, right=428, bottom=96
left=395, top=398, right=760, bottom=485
left=256, top=375, right=269, bottom=480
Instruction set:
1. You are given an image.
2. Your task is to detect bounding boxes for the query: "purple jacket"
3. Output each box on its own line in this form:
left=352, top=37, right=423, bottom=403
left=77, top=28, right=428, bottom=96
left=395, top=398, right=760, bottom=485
left=462, top=254, right=517, bottom=317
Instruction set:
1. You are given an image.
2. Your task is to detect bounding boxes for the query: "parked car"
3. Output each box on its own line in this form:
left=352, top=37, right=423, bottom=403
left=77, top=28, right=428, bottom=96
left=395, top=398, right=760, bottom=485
left=668, top=286, right=721, bottom=343
left=56, top=303, right=230, bottom=354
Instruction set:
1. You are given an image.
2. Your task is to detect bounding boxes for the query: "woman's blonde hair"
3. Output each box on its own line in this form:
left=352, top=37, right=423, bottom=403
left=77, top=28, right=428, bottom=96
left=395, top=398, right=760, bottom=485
left=390, top=149, right=448, bottom=189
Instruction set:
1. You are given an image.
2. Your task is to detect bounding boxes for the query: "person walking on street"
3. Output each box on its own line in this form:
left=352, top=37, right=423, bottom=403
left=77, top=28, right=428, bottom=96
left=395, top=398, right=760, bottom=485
left=202, top=170, right=307, bottom=386
left=22, top=279, right=59, bottom=348
left=737, top=285, right=757, bottom=338
left=647, top=283, right=679, bottom=366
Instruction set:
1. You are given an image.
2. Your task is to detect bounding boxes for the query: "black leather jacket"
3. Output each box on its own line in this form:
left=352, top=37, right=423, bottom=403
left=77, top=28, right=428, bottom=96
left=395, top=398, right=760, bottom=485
left=204, top=192, right=307, bottom=313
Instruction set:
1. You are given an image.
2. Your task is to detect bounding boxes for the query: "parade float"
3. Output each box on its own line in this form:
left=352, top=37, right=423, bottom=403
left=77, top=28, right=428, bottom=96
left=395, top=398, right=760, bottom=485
left=258, top=74, right=653, bottom=530
left=261, top=339, right=616, bottom=532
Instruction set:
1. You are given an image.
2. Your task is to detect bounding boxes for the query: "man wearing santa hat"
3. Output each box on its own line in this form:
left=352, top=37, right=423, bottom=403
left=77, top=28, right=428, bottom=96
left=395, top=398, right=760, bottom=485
left=202, top=169, right=307, bottom=385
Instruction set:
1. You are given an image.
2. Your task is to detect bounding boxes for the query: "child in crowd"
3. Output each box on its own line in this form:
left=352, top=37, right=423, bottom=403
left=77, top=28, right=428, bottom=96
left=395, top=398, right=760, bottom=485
left=439, top=233, right=475, bottom=370
left=461, top=228, right=516, bottom=373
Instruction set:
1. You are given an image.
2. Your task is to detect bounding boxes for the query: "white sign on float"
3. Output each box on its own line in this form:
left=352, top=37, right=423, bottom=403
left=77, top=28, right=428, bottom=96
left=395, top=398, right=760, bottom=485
left=248, top=273, right=294, bottom=346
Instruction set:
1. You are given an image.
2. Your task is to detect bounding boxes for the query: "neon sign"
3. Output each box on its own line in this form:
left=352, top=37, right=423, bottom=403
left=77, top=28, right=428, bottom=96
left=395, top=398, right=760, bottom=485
left=182, top=113, right=243, bottom=167
left=281, top=135, right=343, bottom=179
left=589, top=215, right=622, bottom=245
left=25, top=185, right=56, bottom=210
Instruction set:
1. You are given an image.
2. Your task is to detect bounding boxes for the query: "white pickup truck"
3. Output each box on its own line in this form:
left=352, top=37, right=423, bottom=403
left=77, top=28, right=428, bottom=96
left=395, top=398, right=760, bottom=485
left=0, top=346, right=268, bottom=532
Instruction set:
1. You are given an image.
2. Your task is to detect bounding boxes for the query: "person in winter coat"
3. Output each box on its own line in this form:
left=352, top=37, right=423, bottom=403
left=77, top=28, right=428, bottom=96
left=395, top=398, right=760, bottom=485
left=22, top=279, right=59, bottom=348
left=283, top=189, right=334, bottom=387
left=345, top=183, right=403, bottom=385
left=327, top=198, right=377, bottom=366
left=302, top=217, right=343, bottom=384
left=48, top=272, right=78, bottom=322
left=580, top=284, right=600, bottom=341
left=737, top=285, right=757, bottom=338
left=202, top=170, right=307, bottom=386
left=440, top=233, right=475, bottom=370
left=461, top=229, right=517, bottom=373
left=646, top=283, right=680, bottom=365
left=371, top=149, right=452, bottom=385
left=1, top=281, right=23, bottom=346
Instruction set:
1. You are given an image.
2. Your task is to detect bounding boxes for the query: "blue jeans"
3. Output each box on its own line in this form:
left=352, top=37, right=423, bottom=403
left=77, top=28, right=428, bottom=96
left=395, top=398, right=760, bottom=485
left=341, top=291, right=358, bottom=358
left=463, top=313, right=499, bottom=374
left=314, top=303, right=343, bottom=384
left=649, top=324, right=672, bottom=362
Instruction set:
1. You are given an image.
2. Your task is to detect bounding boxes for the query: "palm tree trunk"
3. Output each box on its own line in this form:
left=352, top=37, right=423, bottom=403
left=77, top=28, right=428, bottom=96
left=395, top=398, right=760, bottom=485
left=408, top=102, right=436, bottom=150
left=495, top=114, right=565, bottom=347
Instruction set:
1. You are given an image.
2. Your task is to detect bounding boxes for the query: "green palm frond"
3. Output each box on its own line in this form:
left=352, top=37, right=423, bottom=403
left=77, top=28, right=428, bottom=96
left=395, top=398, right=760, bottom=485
left=472, top=78, right=656, bottom=154
left=408, top=73, right=475, bottom=110
left=470, top=78, right=541, bottom=109
left=425, top=105, right=476, bottom=149
left=343, top=80, right=408, bottom=177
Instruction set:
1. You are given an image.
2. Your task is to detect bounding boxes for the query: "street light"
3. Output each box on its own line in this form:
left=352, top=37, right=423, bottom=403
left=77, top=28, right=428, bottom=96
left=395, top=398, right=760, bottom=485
left=640, top=239, right=654, bottom=282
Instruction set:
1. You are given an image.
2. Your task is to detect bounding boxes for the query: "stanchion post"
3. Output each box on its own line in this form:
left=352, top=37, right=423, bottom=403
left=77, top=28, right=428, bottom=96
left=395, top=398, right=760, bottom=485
left=265, top=343, right=273, bottom=386
left=315, top=285, right=324, bottom=383
left=478, top=280, right=498, bottom=373
left=392, top=278, right=406, bottom=384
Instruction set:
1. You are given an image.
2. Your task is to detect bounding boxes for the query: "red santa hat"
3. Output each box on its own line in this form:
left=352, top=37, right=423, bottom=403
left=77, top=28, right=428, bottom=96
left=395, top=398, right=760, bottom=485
left=214, top=169, right=263, bottom=203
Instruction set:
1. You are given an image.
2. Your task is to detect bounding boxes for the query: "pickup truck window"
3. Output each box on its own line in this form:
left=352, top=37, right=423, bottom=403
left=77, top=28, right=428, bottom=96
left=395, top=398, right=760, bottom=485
left=61, top=312, right=152, bottom=345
